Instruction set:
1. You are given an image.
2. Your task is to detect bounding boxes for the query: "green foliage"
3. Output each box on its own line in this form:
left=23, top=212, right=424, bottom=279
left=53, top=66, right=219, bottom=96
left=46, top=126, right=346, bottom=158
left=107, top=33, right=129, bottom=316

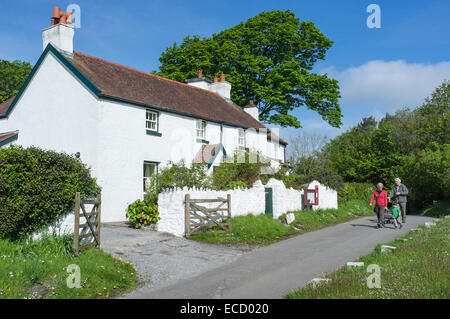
left=318, top=81, right=449, bottom=208
left=0, top=235, right=136, bottom=298
left=211, top=150, right=269, bottom=190
left=125, top=199, right=160, bottom=228
left=0, top=59, right=33, bottom=103
left=338, top=182, right=375, bottom=205
left=402, top=144, right=450, bottom=208
left=289, top=155, right=344, bottom=190
left=0, top=146, right=101, bottom=240
left=225, top=181, right=248, bottom=190
left=145, top=160, right=211, bottom=203
left=156, top=10, right=342, bottom=128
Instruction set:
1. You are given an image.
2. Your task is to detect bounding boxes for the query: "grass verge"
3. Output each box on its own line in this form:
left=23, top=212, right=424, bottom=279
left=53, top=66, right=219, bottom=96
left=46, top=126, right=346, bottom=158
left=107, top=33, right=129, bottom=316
left=189, top=214, right=298, bottom=245
left=0, top=235, right=137, bottom=299
left=285, top=202, right=450, bottom=299
left=190, top=199, right=373, bottom=245
left=280, top=199, right=373, bottom=233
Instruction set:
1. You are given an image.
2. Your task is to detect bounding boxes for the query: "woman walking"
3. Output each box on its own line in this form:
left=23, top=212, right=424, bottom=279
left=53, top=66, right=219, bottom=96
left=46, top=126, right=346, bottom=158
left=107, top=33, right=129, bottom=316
left=370, top=183, right=388, bottom=229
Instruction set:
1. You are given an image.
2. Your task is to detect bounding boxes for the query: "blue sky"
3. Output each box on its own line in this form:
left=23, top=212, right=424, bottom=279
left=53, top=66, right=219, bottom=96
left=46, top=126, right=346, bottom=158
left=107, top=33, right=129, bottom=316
left=1, top=0, right=449, bottom=139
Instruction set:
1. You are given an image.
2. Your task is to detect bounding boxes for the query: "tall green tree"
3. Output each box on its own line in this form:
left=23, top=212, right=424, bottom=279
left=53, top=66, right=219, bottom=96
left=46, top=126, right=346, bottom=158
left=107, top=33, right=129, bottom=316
left=156, top=10, right=342, bottom=128
left=0, top=59, right=33, bottom=103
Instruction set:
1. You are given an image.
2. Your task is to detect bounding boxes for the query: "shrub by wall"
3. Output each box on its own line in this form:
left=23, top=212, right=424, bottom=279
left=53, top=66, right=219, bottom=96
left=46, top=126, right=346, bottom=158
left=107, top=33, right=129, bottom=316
left=0, top=146, right=101, bottom=240
left=338, top=182, right=374, bottom=205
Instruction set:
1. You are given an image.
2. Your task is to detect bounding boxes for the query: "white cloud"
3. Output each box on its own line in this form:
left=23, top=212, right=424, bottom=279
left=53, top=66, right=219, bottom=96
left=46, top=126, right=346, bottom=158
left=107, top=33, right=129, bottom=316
left=322, top=60, right=450, bottom=111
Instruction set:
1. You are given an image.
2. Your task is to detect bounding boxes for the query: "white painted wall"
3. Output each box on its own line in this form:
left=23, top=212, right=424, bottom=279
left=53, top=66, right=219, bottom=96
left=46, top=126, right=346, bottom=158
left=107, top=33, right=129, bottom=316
left=0, top=49, right=286, bottom=224
left=0, top=51, right=100, bottom=176
left=308, top=180, right=338, bottom=210
left=156, top=179, right=338, bottom=237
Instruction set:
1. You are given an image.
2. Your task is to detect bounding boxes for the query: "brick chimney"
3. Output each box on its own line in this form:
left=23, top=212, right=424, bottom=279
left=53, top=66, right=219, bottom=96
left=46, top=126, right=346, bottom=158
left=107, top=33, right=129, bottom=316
left=42, top=6, right=74, bottom=56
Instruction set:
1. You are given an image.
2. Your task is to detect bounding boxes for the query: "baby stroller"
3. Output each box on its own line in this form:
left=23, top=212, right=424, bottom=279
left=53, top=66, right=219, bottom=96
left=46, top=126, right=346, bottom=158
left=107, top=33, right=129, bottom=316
left=384, top=202, right=394, bottom=224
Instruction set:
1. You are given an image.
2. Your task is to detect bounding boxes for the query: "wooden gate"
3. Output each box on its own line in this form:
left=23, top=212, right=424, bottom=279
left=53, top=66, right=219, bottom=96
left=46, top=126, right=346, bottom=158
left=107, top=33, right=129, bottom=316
left=73, top=192, right=102, bottom=256
left=185, top=194, right=231, bottom=237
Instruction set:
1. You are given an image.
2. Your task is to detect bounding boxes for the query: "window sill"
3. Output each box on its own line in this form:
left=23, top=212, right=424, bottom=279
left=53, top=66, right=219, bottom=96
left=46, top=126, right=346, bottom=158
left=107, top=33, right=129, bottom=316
left=147, top=130, right=162, bottom=137
left=196, top=138, right=209, bottom=144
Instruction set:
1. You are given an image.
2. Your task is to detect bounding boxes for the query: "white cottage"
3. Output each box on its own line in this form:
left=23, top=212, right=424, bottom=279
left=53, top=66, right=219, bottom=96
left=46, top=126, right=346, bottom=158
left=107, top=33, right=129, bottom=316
left=0, top=17, right=287, bottom=222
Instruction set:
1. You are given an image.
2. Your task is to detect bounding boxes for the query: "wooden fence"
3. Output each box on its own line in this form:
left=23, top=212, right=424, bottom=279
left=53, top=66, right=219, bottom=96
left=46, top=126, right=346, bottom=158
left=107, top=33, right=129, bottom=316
left=73, top=192, right=102, bottom=256
left=185, top=194, right=231, bottom=237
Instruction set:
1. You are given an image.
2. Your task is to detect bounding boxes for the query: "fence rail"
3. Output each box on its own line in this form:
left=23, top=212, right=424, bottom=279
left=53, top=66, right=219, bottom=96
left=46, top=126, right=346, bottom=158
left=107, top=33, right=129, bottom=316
left=185, top=194, right=231, bottom=237
left=73, top=192, right=102, bottom=256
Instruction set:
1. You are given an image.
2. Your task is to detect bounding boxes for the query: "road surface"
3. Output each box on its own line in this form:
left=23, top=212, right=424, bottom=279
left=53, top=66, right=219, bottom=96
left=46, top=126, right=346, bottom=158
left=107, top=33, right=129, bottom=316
left=122, top=214, right=435, bottom=299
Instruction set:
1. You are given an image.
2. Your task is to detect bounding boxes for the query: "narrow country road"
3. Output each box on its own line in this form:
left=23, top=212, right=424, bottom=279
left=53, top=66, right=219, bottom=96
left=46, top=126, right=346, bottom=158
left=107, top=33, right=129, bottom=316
left=122, top=215, right=436, bottom=299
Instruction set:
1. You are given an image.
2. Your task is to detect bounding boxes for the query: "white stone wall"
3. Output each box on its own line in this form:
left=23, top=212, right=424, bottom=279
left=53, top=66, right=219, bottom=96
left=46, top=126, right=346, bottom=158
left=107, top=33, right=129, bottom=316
left=308, top=180, right=338, bottom=210
left=157, top=179, right=338, bottom=237
left=265, top=178, right=304, bottom=219
left=157, top=180, right=266, bottom=237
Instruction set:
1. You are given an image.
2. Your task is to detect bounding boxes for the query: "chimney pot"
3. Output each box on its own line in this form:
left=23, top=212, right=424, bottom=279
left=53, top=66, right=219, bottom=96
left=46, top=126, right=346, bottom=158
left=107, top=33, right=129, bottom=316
left=220, top=73, right=226, bottom=82
left=197, top=68, right=203, bottom=78
left=214, top=77, right=218, bottom=83
left=52, top=6, right=61, bottom=18
left=250, top=100, right=254, bottom=105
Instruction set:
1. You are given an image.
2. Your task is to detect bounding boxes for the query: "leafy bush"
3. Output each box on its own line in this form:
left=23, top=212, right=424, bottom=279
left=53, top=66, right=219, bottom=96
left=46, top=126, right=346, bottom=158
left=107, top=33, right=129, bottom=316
left=0, top=146, right=100, bottom=240
left=225, top=181, right=247, bottom=190
left=125, top=199, right=160, bottom=228
left=288, top=156, right=344, bottom=190
left=212, top=150, right=269, bottom=190
left=145, top=160, right=211, bottom=203
left=338, top=182, right=374, bottom=205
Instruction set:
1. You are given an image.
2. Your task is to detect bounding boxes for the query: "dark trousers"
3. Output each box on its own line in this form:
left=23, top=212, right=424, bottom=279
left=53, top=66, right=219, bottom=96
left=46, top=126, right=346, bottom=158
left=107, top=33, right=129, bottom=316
left=375, top=205, right=385, bottom=226
left=399, top=202, right=407, bottom=222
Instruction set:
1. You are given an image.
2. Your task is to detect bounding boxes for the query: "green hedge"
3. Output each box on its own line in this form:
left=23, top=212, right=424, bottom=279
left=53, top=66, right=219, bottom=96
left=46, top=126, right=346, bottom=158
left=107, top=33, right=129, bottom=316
left=338, top=182, right=374, bottom=205
left=0, top=146, right=101, bottom=240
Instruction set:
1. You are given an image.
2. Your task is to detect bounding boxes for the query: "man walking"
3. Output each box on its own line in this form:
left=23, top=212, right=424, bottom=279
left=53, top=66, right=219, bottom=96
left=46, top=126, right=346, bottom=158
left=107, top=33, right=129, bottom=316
left=389, top=178, right=408, bottom=223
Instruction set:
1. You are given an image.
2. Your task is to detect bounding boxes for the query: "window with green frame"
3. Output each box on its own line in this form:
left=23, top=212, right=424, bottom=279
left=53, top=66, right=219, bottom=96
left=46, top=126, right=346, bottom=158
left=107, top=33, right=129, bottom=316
left=146, top=109, right=162, bottom=136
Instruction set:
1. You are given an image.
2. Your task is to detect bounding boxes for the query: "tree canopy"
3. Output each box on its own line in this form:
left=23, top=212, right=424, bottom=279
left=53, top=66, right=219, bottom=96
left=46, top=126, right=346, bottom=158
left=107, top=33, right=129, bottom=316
left=155, top=10, right=342, bottom=128
left=0, top=59, right=33, bottom=103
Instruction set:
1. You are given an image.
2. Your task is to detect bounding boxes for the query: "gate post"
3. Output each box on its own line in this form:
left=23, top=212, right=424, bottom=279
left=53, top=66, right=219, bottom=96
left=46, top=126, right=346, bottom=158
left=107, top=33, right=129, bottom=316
left=185, top=194, right=190, bottom=237
left=73, top=192, right=81, bottom=256
left=227, top=194, right=231, bottom=232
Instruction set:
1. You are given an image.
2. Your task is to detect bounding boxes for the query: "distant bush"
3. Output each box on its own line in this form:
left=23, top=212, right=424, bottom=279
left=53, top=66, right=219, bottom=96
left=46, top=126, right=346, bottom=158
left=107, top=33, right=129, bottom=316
left=225, top=181, right=247, bottom=190
left=0, top=146, right=101, bottom=240
left=338, top=182, right=374, bottom=205
left=145, top=160, right=211, bottom=203
left=126, top=199, right=160, bottom=228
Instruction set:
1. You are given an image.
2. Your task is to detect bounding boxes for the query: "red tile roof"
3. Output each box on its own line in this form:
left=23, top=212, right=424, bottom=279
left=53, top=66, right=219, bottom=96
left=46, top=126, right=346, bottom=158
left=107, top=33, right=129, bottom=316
left=0, top=96, right=15, bottom=116
left=70, top=51, right=267, bottom=130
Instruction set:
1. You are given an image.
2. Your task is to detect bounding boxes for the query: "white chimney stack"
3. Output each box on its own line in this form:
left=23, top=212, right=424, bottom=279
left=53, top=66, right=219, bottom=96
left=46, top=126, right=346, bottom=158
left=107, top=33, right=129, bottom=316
left=187, top=70, right=231, bottom=100
left=244, top=100, right=259, bottom=121
left=42, top=6, right=74, bottom=56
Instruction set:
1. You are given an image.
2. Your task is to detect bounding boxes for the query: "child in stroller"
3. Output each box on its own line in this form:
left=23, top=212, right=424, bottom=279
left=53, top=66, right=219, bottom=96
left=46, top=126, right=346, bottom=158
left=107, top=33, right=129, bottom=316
left=385, top=202, right=403, bottom=229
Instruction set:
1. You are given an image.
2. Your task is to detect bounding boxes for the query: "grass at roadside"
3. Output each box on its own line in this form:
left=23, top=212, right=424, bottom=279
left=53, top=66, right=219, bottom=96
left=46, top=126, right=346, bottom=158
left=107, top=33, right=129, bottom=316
left=189, top=214, right=298, bottom=245
left=190, top=199, right=373, bottom=245
left=280, top=199, right=373, bottom=233
left=285, top=202, right=450, bottom=299
left=0, top=235, right=137, bottom=299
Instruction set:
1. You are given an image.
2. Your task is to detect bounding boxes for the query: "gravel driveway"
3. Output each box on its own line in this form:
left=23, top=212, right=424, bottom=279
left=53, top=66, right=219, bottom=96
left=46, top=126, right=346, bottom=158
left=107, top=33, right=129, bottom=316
left=100, top=223, right=254, bottom=294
